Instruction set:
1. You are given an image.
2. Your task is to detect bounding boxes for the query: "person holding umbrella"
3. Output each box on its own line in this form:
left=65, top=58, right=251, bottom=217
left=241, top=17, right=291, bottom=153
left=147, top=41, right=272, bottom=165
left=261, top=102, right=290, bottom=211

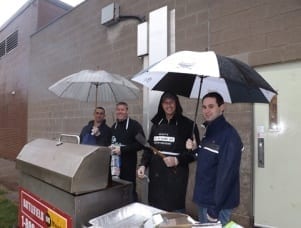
left=137, top=91, right=200, bottom=212
left=80, top=106, right=112, bottom=146
left=186, top=92, right=243, bottom=226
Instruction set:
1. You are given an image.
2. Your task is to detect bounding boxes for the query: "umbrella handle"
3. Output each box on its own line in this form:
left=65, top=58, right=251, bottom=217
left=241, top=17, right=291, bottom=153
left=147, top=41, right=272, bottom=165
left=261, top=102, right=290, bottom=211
left=95, top=83, right=98, bottom=107
left=191, top=76, right=204, bottom=138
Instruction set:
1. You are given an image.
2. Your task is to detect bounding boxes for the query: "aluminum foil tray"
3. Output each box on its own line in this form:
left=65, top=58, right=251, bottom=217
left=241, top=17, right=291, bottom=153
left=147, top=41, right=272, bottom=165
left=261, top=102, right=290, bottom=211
left=88, top=202, right=164, bottom=228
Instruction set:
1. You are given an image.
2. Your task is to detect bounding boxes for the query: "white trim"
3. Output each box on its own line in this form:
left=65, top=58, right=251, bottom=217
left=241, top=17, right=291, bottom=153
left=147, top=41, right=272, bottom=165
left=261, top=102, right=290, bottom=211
left=254, top=223, right=277, bottom=228
left=199, top=145, right=219, bottom=154
left=161, top=151, right=180, bottom=156
left=204, top=146, right=219, bottom=154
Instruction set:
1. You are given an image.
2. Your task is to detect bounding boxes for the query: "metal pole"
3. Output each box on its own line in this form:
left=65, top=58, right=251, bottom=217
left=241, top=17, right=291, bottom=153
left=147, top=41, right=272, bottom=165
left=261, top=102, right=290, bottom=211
left=95, top=83, right=98, bottom=107
left=192, top=76, right=204, bottom=137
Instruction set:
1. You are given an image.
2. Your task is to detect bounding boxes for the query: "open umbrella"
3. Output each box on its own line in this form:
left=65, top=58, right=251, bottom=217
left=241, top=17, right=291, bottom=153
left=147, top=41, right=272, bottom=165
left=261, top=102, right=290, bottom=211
left=132, top=51, right=277, bottom=132
left=49, top=69, right=140, bottom=106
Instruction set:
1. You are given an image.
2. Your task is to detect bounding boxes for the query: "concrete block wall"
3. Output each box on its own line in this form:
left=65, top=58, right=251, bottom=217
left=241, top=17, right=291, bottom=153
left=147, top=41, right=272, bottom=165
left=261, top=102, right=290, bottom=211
left=0, top=0, right=72, bottom=159
left=0, top=3, right=37, bottom=159
left=27, top=1, right=301, bottom=227
left=0, top=0, right=299, bottom=227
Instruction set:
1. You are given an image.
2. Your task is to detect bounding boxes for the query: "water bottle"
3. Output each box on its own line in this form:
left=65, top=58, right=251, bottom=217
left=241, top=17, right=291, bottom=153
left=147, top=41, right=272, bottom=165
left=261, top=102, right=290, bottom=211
left=111, top=136, right=121, bottom=177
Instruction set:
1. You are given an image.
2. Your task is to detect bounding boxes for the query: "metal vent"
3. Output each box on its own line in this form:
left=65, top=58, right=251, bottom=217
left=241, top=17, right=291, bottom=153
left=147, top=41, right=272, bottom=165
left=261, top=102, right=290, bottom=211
left=6, top=30, right=18, bottom=53
left=0, top=40, right=5, bottom=58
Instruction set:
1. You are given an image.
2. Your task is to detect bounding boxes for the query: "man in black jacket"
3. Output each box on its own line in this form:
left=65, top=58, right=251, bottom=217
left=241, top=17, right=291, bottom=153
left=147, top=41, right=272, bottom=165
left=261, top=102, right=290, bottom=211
left=111, top=102, right=145, bottom=201
left=137, top=92, right=200, bottom=212
left=80, top=107, right=112, bottom=146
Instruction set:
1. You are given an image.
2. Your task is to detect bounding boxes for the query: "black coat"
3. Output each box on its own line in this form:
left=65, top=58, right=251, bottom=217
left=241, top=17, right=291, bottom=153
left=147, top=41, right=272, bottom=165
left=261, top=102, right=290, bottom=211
left=111, top=117, right=145, bottom=183
left=139, top=115, right=200, bottom=211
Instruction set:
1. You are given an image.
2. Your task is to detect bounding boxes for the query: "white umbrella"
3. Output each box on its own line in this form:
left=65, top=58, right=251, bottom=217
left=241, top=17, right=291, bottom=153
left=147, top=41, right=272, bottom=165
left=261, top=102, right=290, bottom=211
left=49, top=69, right=140, bottom=106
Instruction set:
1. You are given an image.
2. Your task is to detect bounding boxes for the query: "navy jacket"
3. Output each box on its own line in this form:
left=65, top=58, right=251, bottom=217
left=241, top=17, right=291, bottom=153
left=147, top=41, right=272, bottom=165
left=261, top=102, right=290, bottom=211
left=193, top=115, right=243, bottom=218
left=80, top=120, right=112, bottom=146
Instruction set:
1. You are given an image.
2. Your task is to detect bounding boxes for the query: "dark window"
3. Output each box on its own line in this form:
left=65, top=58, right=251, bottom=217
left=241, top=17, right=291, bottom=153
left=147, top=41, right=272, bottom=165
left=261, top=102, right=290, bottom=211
left=6, top=30, right=18, bottom=53
left=0, top=40, right=5, bottom=58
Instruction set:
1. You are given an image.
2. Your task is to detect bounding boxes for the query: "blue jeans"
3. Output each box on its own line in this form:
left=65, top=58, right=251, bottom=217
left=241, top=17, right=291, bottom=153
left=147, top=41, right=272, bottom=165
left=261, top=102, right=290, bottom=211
left=198, top=206, right=232, bottom=226
left=172, top=208, right=186, bottom=214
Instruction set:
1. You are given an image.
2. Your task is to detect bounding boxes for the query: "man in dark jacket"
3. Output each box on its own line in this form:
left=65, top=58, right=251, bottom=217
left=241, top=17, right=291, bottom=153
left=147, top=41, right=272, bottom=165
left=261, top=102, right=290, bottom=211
left=80, top=107, right=112, bottom=146
left=111, top=101, right=145, bottom=201
left=137, top=92, right=200, bottom=212
left=186, top=92, right=243, bottom=226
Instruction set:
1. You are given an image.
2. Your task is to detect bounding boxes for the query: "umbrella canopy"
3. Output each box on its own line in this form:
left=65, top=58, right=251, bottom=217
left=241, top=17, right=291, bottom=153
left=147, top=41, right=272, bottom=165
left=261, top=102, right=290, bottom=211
left=132, top=50, right=277, bottom=134
left=49, top=69, right=140, bottom=106
left=132, top=51, right=277, bottom=103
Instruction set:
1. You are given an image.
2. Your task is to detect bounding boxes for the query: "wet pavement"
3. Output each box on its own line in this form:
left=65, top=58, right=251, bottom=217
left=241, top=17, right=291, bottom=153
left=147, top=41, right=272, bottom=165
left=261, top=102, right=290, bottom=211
left=0, top=158, right=19, bottom=204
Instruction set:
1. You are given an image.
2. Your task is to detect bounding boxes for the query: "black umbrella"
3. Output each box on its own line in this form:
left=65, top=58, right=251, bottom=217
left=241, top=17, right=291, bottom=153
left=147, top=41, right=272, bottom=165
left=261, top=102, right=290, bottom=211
left=132, top=50, right=277, bottom=132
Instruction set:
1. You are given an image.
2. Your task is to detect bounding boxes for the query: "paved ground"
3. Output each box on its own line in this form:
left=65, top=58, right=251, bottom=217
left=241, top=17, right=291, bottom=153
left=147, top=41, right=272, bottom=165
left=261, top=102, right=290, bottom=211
left=0, top=158, right=19, bottom=204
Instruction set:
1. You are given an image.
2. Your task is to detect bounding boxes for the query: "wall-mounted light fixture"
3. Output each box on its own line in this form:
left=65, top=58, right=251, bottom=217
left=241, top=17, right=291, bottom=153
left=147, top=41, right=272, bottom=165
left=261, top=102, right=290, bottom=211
left=101, top=2, right=145, bottom=27
left=11, top=90, right=16, bottom=95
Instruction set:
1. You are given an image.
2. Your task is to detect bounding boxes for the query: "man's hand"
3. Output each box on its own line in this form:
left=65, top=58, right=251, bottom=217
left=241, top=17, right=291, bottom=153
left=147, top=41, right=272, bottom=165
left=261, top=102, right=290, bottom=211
left=163, top=156, right=178, bottom=167
left=186, top=137, right=197, bottom=150
left=110, top=145, right=121, bottom=155
left=137, top=166, right=145, bottom=178
left=91, top=126, right=100, bottom=136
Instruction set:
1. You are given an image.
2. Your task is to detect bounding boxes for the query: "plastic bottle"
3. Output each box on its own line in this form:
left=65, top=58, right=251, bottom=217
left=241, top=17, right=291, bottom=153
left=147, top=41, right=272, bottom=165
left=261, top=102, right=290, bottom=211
left=110, top=136, right=121, bottom=177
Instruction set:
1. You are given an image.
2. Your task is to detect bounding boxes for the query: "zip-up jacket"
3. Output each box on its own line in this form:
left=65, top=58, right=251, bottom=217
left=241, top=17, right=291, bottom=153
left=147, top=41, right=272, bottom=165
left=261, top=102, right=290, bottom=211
left=80, top=120, right=112, bottom=146
left=193, top=115, right=243, bottom=219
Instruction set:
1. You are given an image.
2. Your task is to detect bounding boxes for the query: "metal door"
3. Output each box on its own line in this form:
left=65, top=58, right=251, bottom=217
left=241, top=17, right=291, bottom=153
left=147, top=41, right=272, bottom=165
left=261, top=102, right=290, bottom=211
left=254, top=62, right=301, bottom=227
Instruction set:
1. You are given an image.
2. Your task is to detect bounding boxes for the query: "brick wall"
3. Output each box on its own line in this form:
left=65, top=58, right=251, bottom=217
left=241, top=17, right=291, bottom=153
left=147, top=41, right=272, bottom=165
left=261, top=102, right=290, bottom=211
left=23, top=0, right=301, bottom=227
left=0, top=3, right=37, bottom=159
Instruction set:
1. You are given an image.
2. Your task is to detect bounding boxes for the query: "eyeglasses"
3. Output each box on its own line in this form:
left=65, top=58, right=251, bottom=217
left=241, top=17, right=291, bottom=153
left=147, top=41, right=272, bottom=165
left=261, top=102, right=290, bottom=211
left=95, top=112, right=105, bottom=115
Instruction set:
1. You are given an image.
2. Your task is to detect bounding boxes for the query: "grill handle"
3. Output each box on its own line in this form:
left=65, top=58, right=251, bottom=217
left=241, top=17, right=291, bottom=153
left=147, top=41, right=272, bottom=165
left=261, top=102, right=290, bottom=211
left=56, top=134, right=80, bottom=146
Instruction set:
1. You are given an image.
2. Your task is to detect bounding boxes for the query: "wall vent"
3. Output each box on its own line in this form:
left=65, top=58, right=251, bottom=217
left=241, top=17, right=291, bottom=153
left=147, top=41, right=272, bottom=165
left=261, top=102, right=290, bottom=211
left=6, top=30, right=18, bottom=53
left=0, top=40, right=5, bottom=58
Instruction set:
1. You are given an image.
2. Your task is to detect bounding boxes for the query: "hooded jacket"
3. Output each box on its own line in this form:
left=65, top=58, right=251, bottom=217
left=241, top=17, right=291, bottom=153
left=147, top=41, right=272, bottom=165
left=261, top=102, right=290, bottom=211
left=139, top=92, right=200, bottom=211
left=193, top=115, right=243, bottom=219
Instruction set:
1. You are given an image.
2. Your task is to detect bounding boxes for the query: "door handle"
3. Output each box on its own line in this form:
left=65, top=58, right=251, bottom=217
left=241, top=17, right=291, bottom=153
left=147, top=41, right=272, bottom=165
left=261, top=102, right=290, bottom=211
left=258, top=138, right=264, bottom=168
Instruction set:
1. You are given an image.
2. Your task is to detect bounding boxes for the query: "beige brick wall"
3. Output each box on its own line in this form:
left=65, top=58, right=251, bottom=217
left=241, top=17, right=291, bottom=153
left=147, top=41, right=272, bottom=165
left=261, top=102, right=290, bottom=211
left=0, top=0, right=71, bottom=159
left=0, top=3, right=36, bottom=159
left=24, top=0, right=301, bottom=227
